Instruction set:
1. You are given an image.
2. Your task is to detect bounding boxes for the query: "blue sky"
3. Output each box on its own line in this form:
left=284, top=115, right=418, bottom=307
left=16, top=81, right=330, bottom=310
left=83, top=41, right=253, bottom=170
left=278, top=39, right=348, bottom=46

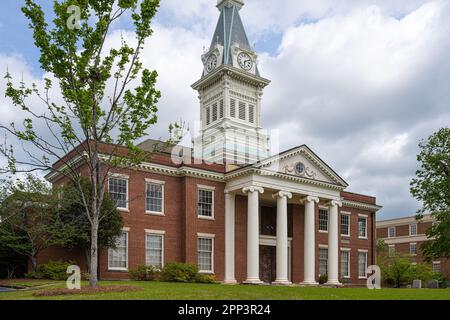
left=1, top=0, right=450, bottom=220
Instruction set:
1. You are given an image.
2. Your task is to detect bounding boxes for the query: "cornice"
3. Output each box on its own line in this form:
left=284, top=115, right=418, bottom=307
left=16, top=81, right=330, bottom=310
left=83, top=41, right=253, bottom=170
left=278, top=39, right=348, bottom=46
left=342, top=199, right=383, bottom=213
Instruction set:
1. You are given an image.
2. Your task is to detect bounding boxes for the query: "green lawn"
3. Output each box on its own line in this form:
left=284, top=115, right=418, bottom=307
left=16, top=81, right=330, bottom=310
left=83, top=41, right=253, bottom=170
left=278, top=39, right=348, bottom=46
left=0, top=281, right=449, bottom=300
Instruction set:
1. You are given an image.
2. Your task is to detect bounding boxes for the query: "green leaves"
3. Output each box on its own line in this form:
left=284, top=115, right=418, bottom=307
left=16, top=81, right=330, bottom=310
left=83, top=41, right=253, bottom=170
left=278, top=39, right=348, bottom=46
left=411, top=127, right=450, bottom=259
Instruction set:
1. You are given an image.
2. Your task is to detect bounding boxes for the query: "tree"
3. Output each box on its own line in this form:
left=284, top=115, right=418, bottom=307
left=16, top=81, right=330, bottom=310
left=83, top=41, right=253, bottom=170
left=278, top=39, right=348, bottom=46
left=0, top=175, right=59, bottom=272
left=0, top=0, right=167, bottom=287
left=411, top=127, right=450, bottom=259
left=0, top=230, right=28, bottom=279
left=55, top=179, right=123, bottom=272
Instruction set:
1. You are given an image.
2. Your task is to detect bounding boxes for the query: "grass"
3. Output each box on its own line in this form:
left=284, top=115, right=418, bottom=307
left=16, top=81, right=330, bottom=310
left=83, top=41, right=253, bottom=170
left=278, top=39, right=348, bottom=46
left=0, top=280, right=449, bottom=300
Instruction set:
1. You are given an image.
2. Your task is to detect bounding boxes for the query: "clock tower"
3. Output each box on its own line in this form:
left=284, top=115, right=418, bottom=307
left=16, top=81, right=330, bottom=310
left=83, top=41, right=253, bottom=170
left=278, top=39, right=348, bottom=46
left=192, top=0, right=271, bottom=166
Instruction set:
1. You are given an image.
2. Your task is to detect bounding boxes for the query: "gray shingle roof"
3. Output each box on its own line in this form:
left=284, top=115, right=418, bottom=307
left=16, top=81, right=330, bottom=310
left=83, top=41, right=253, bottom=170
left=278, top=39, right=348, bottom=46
left=209, top=4, right=260, bottom=76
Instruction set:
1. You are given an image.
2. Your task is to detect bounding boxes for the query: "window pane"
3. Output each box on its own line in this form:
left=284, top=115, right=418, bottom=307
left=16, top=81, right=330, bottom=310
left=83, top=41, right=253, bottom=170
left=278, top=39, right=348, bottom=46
left=108, top=232, right=128, bottom=269
left=358, top=217, right=367, bottom=238
left=341, top=214, right=350, bottom=236
left=198, top=238, right=213, bottom=272
left=319, top=248, right=328, bottom=276
left=410, top=224, right=417, bottom=236
left=109, top=178, right=128, bottom=209
left=340, top=251, right=350, bottom=278
left=146, top=183, right=163, bottom=213
left=358, top=252, right=367, bottom=277
left=389, top=227, right=396, bottom=238
left=319, top=209, right=328, bottom=232
left=146, top=234, right=163, bottom=268
left=198, top=189, right=213, bottom=217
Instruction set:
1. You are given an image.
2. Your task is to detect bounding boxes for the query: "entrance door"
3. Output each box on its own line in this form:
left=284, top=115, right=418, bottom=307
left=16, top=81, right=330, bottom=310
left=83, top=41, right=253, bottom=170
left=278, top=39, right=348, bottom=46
left=259, top=245, right=276, bottom=283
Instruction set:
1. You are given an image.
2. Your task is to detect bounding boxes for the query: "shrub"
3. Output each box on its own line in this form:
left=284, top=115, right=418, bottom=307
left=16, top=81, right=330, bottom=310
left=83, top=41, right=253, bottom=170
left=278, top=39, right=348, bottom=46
left=195, top=273, right=216, bottom=284
left=26, top=261, right=75, bottom=281
left=160, top=262, right=199, bottom=283
left=318, top=275, right=328, bottom=285
left=129, top=265, right=161, bottom=281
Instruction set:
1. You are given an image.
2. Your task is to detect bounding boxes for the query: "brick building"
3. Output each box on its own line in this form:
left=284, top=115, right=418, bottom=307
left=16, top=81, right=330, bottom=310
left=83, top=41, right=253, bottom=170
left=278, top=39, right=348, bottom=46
left=38, top=0, right=382, bottom=286
left=377, top=215, right=450, bottom=279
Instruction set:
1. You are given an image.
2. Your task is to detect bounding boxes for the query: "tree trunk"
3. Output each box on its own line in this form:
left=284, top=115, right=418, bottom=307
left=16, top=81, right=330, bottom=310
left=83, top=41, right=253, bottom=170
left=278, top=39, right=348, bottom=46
left=89, top=221, right=99, bottom=287
left=30, top=255, right=37, bottom=273
left=85, top=247, right=91, bottom=274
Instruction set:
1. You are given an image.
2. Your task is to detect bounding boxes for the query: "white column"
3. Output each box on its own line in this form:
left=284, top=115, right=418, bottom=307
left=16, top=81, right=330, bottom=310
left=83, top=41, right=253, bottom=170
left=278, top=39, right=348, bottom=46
left=224, top=191, right=237, bottom=284
left=301, top=196, right=320, bottom=285
left=273, top=191, right=292, bottom=285
left=243, top=186, right=264, bottom=284
left=326, top=200, right=342, bottom=286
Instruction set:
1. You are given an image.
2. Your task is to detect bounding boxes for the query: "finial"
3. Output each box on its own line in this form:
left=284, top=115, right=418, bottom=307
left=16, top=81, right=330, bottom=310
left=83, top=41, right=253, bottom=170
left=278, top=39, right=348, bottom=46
left=217, top=0, right=244, bottom=11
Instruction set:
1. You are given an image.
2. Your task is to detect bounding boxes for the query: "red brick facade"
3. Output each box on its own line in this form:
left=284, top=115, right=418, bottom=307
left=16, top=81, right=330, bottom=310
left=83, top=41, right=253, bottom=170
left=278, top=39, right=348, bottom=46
left=38, top=149, right=380, bottom=286
left=377, top=215, right=450, bottom=279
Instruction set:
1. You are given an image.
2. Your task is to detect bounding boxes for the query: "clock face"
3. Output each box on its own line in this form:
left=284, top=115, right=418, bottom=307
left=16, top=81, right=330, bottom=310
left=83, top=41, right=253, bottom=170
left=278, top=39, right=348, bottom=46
left=237, top=52, right=253, bottom=71
left=206, top=54, right=218, bottom=73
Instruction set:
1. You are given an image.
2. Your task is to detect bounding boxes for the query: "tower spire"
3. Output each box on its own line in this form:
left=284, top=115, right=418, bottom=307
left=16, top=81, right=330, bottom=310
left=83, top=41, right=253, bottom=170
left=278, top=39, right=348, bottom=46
left=217, top=0, right=244, bottom=11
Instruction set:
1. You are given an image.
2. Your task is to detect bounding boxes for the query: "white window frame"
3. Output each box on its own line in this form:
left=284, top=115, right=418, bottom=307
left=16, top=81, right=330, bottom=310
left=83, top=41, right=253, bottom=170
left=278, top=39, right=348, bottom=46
left=197, top=185, right=215, bottom=220
left=388, top=244, right=396, bottom=257
left=145, top=230, right=165, bottom=268
left=108, top=229, right=129, bottom=271
left=197, top=233, right=215, bottom=274
left=388, top=226, right=396, bottom=238
left=340, top=248, right=351, bottom=279
left=340, top=212, right=351, bottom=237
left=409, top=224, right=418, bottom=236
left=410, top=243, right=417, bottom=256
left=358, top=250, right=368, bottom=279
left=433, top=261, right=441, bottom=273
left=108, top=174, right=129, bottom=212
left=358, top=214, right=368, bottom=240
left=318, top=207, right=329, bottom=233
left=318, top=245, right=328, bottom=276
left=145, top=179, right=165, bottom=216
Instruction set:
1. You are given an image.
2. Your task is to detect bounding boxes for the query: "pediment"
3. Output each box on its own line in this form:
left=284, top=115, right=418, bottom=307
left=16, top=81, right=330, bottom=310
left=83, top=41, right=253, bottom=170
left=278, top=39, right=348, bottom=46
left=255, top=145, right=348, bottom=187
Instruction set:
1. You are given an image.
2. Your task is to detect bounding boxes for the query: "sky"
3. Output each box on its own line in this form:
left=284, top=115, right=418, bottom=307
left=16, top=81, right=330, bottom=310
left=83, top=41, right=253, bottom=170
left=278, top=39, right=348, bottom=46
left=1, top=0, right=450, bottom=220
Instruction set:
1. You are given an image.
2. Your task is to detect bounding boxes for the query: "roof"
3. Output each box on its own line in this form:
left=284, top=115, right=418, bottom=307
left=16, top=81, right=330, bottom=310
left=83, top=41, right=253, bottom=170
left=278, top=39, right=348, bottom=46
left=209, top=2, right=260, bottom=76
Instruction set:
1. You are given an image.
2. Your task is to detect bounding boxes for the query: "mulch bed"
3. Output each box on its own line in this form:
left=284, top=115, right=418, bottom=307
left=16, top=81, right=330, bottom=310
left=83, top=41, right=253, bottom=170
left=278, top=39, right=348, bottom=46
left=32, top=285, right=142, bottom=297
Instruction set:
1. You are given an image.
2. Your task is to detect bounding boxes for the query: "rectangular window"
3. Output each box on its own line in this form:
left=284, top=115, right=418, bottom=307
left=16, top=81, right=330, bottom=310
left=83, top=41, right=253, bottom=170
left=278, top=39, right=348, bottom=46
left=410, top=243, right=417, bottom=256
left=108, top=231, right=128, bottom=271
left=341, top=213, right=350, bottom=237
left=319, top=209, right=328, bottom=232
left=198, top=237, right=213, bottom=273
left=146, top=182, right=164, bottom=214
left=146, top=233, right=163, bottom=268
left=319, top=247, right=328, bottom=276
left=358, top=216, right=367, bottom=239
left=249, top=105, right=255, bottom=123
left=388, top=226, right=396, bottom=238
left=238, top=102, right=246, bottom=120
left=219, top=100, right=224, bottom=119
left=358, top=251, right=368, bottom=278
left=340, top=250, right=350, bottom=278
left=206, top=107, right=211, bottom=125
left=109, top=177, right=128, bottom=209
left=433, top=261, right=441, bottom=273
left=230, top=99, right=236, bottom=118
left=410, top=224, right=418, bottom=236
left=389, top=245, right=395, bottom=257
left=197, top=189, right=214, bottom=218
left=212, top=103, right=218, bottom=122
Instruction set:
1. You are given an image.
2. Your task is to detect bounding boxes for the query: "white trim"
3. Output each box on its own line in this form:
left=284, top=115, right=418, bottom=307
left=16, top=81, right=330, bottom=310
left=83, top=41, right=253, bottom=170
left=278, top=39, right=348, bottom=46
left=383, top=234, right=430, bottom=244
left=388, top=226, right=396, bottom=238
left=145, top=229, right=166, bottom=235
left=358, top=249, right=369, bottom=253
left=145, top=232, right=164, bottom=268
left=377, top=214, right=434, bottom=227
left=108, top=231, right=129, bottom=272
left=358, top=214, right=369, bottom=218
left=145, top=180, right=165, bottom=216
left=358, top=215, right=368, bottom=240
left=108, top=173, right=130, bottom=179
left=197, top=232, right=216, bottom=238
left=409, top=242, right=418, bottom=256
left=358, top=250, right=368, bottom=279
left=342, top=200, right=382, bottom=212
left=318, top=244, right=329, bottom=249
left=197, top=184, right=216, bottom=191
left=197, top=235, right=215, bottom=274
left=409, top=223, right=418, bottom=236
left=341, top=247, right=351, bottom=251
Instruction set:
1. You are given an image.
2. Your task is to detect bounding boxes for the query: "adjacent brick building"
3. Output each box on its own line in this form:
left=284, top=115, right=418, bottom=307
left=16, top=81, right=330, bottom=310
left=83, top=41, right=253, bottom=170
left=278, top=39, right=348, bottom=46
left=377, top=214, right=450, bottom=279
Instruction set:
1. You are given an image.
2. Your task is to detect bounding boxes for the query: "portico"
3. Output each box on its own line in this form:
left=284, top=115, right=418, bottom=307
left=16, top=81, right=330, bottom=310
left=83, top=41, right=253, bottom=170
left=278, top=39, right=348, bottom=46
left=223, top=145, right=350, bottom=285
